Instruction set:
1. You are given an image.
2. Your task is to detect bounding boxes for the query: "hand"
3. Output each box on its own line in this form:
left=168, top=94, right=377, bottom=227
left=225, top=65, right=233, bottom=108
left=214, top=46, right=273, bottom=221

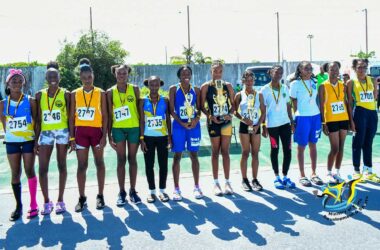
left=350, top=121, right=356, bottom=133
left=34, top=143, right=39, bottom=155
left=251, top=125, right=259, bottom=134
left=262, top=125, right=268, bottom=138
left=291, top=123, right=295, bottom=134
left=140, top=140, right=148, bottom=153
left=189, top=117, right=199, bottom=129
left=69, top=140, right=76, bottom=153
left=98, top=136, right=107, bottom=150
left=322, top=124, right=329, bottom=136
left=210, top=115, right=222, bottom=124
left=223, top=114, right=232, bottom=121
left=109, top=136, right=117, bottom=151
left=167, top=136, right=172, bottom=150
left=243, top=118, right=253, bottom=126
left=180, top=121, right=190, bottom=129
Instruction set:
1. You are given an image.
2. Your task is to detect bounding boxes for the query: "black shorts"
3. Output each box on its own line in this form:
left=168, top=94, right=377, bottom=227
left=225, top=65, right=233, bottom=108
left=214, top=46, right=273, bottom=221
left=5, top=140, right=35, bottom=154
left=207, top=121, right=232, bottom=137
left=326, top=120, right=349, bottom=133
left=239, top=122, right=261, bottom=135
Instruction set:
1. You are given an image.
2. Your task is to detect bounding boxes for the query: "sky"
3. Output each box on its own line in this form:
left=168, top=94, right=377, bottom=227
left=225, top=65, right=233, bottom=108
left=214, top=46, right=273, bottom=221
left=0, top=0, right=379, bottom=66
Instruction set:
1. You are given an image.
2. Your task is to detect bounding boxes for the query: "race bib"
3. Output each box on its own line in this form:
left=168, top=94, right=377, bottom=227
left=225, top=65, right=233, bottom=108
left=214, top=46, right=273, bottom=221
left=114, top=106, right=131, bottom=122
left=77, top=107, right=95, bottom=121
left=212, top=103, right=228, bottom=116
left=359, top=91, right=374, bottom=103
left=43, top=110, right=61, bottom=124
left=242, top=109, right=259, bottom=123
left=8, top=116, right=28, bottom=132
left=179, top=106, right=195, bottom=120
left=146, top=116, right=163, bottom=130
left=330, top=101, right=345, bottom=115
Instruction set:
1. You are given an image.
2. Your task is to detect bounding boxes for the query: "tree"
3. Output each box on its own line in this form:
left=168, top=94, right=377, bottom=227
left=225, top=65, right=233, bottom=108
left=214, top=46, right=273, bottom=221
left=350, top=50, right=376, bottom=59
left=170, top=56, right=187, bottom=65
left=194, top=51, right=212, bottom=64
left=182, top=45, right=194, bottom=64
left=56, top=31, right=129, bottom=90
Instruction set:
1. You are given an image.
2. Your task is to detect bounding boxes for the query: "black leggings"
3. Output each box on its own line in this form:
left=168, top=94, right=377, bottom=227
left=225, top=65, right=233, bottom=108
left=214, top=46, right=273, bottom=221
left=352, top=106, right=378, bottom=171
left=267, top=123, right=292, bottom=176
left=143, top=136, right=168, bottom=190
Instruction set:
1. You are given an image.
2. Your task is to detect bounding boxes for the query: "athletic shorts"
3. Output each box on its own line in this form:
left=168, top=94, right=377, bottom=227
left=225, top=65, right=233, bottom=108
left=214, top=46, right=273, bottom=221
left=294, top=114, right=322, bottom=146
left=6, top=140, right=35, bottom=154
left=38, top=128, right=69, bottom=146
left=239, top=122, right=261, bottom=135
left=75, top=126, right=103, bottom=149
left=326, top=120, right=349, bottom=133
left=172, top=121, right=201, bottom=152
left=207, top=121, right=232, bottom=138
left=111, top=127, right=140, bottom=144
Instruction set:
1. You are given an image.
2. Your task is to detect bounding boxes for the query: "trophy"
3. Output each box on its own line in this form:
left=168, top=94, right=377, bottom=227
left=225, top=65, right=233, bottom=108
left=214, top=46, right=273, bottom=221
left=214, top=80, right=227, bottom=121
left=247, top=94, right=255, bottom=133
left=184, top=94, right=194, bottom=125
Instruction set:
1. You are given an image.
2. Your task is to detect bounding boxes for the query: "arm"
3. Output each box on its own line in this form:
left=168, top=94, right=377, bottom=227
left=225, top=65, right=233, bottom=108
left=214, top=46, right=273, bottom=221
left=68, top=91, right=76, bottom=152
left=99, top=91, right=108, bottom=149
left=372, top=77, right=378, bottom=102
left=29, top=97, right=38, bottom=149
left=318, top=85, right=328, bottom=135
left=106, top=89, right=116, bottom=150
left=168, top=85, right=186, bottom=128
left=0, top=101, right=5, bottom=133
left=165, top=97, right=172, bottom=148
left=138, top=98, right=147, bottom=153
left=225, top=82, right=235, bottom=120
left=345, top=82, right=355, bottom=132
left=189, top=87, right=201, bottom=129
left=34, top=92, right=42, bottom=153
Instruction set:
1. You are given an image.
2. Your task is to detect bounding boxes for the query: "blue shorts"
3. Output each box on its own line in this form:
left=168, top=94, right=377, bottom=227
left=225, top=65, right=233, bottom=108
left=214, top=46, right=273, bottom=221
left=294, top=114, right=321, bottom=147
left=6, top=140, right=35, bottom=154
left=171, top=121, right=201, bottom=153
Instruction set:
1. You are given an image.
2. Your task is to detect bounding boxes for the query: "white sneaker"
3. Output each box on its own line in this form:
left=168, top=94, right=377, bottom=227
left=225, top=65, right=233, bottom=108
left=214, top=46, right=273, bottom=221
left=333, top=173, right=344, bottom=183
left=326, top=174, right=337, bottom=184
left=193, top=188, right=204, bottom=199
left=173, top=189, right=183, bottom=201
left=224, top=182, right=234, bottom=195
left=214, top=183, right=223, bottom=196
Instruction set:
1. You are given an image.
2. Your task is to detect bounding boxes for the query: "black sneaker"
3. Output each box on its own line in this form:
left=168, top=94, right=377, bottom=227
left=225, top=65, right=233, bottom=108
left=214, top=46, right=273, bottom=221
left=252, top=179, right=263, bottom=191
left=116, top=190, right=127, bottom=207
left=9, top=206, right=22, bottom=221
left=129, top=189, right=142, bottom=204
left=242, top=178, right=253, bottom=191
left=147, top=194, right=157, bottom=203
left=75, top=196, right=87, bottom=213
left=96, top=194, right=105, bottom=210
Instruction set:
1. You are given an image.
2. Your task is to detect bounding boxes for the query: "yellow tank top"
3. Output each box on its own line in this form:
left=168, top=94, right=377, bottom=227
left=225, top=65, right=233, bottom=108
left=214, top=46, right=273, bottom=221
left=74, top=87, right=102, bottom=127
left=40, top=88, right=68, bottom=131
left=111, top=84, right=139, bottom=128
left=353, top=76, right=376, bottom=110
left=322, top=80, right=349, bottom=122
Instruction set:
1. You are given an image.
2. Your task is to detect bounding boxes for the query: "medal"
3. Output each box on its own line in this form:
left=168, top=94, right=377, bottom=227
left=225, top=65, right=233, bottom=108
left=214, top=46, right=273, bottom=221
left=275, top=105, right=280, bottom=112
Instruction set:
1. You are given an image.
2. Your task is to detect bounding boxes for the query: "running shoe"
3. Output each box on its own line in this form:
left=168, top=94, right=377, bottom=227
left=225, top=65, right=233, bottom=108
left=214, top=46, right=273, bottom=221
left=214, top=183, right=223, bottom=196
left=27, top=207, right=39, bottom=219
left=242, top=178, right=252, bottom=191
left=364, top=173, right=380, bottom=183
left=310, top=175, right=324, bottom=185
left=282, top=176, right=296, bottom=189
left=326, top=174, right=337, bottom=184
left=251, top=179, right=263, bottom=191
left=353, top=173, right=366, bottom=183
left=224, top=182, right=234, bottom=195
left=333, top=173, right=344, bottom=183
left=274, top=177, right=285, bottom=190
left=116, top=190, right=127, bottom=207
left=147, top=193, right=157, bottom=203
left=55, top=201, right=66, bottom=214
left=193, top=188, right=204, bottom=199
left=9, top=207, right=22, bottom=222
left=75, top=196, right=87, bottom=213
left=299, top=177, right=312, bottom=187
left=129, top=189, right=142, bottom=205
left=41, top=201, right=54, bottom=215
left=96, top=194, right=105, bottom=210
left=173, top=189, right=183, bottom=201
left=159, top=193, right=170, bottom=202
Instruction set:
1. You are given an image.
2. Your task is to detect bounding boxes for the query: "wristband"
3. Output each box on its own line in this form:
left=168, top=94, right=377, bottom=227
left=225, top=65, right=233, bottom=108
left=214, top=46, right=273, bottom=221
left=208, top=114, right=212, bottom=119
left=139, top=136, right=144, bottom=140
left=69, top=137, right=75, bottom=142
left=262, top=123, right=267, bottom=127
left=322, top=122, right=326, bottom=125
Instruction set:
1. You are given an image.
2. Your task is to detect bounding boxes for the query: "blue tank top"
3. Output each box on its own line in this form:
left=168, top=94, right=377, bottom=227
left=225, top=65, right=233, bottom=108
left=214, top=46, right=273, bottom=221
left=3, top=95, right=35, bottom=142
left=174, top=83, right=197, bottom=123
left=143, top=96, right=168, bottom=137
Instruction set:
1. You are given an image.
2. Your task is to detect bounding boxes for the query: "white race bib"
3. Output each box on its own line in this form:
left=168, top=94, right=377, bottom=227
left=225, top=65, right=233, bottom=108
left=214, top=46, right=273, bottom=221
left=330, top=101, right=345, bottom=115
left=77, top=107, right=95, bottom=121
left=114, top=106, right=131, bottom=122
left=43, top=110, right=61, bottom=124
left=212, top=103, right=228, bottom=116
left=8, top=116, right=28, bottom=132
left=146, top=116, right=163, bottom=130
left=242, top=109, right=259, bottom=124
left=179, top=106, right=195, bottom=120
left=359, top=91, right=374, bottom=103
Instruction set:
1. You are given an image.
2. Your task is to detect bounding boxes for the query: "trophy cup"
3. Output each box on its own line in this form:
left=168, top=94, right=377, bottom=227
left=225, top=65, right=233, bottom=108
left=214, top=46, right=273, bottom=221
left=184, top=94, right=194, bottom=125
left=247, top=94, right=256, bottom=133
left=214, top=80, right=227, bottom=121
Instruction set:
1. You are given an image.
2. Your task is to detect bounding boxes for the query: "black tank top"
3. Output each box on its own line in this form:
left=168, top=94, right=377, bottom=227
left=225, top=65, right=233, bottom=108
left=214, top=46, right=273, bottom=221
left=206, top=81, right=231, bottom=117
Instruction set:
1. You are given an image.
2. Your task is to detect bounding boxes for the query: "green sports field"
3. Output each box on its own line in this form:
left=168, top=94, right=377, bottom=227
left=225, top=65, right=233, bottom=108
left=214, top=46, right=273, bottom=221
left=1, top=115, right=380, bottom=191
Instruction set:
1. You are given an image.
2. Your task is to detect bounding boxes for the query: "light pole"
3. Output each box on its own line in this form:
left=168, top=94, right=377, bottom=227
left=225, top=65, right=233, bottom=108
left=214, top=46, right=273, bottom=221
left=275, top=12, right=280, bottom=63
left=362, top=8, right=368, bottom=54
left=179, top=6, right=191, bottom=64
left=307, top=34, right=314, bottom=62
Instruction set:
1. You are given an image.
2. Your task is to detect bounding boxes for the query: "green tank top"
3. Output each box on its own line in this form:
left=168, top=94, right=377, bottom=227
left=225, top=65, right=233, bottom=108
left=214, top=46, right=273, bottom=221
left=112, top=84, right=139, bottom=128
left=40, top=88, right=68, bottom=131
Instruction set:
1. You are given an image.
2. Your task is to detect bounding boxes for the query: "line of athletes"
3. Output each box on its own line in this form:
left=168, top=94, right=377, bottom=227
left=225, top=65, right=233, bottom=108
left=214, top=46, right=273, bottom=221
left=1, top=58, right=378, bottom=222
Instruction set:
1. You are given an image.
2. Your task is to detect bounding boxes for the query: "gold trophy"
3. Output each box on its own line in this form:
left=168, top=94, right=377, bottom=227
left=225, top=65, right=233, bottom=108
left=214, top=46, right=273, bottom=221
left=247, top=94, right=256, bottom=134
left=184, top=94, right=194, bottom=125
left=214, top=80, right=227, bottom=121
